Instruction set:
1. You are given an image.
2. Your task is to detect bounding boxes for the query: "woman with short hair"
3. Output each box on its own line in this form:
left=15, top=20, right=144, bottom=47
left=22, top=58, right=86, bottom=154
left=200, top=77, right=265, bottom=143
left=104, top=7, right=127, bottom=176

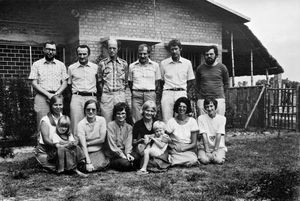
left=106, top=102, right=138, bottom=171
left=77, top=99, right=109, bottom=172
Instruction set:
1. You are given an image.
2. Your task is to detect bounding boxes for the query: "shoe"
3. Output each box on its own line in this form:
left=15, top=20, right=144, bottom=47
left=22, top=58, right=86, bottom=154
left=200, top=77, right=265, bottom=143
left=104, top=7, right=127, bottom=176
left=137, top=169, right=148, bottom=175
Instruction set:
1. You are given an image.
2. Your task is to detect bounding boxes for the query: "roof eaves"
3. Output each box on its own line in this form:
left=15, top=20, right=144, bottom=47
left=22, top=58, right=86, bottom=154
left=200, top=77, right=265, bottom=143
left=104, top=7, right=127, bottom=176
left=206, top=0, right=251, bottom=22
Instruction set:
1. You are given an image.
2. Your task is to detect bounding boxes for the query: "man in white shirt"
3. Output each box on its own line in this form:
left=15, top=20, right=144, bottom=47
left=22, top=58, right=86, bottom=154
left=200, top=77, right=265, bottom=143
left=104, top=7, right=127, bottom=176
left=160, top=39, right=195, bottom=123
left=28, top=41, right=68, bottom=128
left=128, top=44, right=161, bottom=122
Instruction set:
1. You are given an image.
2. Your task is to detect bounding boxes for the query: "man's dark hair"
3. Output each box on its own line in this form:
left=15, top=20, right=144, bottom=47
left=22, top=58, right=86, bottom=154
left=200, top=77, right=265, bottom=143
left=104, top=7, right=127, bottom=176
left=167, top=39, right=182, bottom=51
left=203, top=97, right=218, bottom=109
left=173, top=97, right=192, bottom=114
left=77, top=44, right=91, bottom=56
left=44, top=41, right=56, bottom=48
left=204, top=45, right=218, bottom=57
left=138, top=44, right=151, bottom=53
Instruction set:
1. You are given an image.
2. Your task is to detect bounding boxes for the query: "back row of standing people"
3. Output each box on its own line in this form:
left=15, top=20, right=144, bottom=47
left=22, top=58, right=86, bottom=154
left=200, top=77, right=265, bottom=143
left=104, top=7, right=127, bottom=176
left=29, top=39, right=229, bottom=135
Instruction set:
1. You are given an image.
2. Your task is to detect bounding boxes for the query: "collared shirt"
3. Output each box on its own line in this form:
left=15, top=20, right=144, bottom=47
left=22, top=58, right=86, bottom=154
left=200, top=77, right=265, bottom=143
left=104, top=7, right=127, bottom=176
left=128, top=59, right=161, bottom=90
left=160, top=56, right=195, bottom=90
left=98, top=57, right=128, bottom=93
left=28, top=58, right=68, bottom=91
left=77, top=116, right=107, bottom=152
left=106, top=121, right=133, bottom=158
left=68, top=61, right=98, bottom=93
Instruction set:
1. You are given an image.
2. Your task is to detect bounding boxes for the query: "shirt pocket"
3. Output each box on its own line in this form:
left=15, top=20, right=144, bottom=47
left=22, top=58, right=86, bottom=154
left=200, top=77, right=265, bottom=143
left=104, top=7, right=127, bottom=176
left=102, top=67, right=113, bottom=82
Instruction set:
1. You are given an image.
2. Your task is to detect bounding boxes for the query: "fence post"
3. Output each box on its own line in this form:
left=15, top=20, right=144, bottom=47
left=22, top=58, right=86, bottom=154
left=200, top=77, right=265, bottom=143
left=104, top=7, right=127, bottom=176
left=297, top=84, right=300, bottom=132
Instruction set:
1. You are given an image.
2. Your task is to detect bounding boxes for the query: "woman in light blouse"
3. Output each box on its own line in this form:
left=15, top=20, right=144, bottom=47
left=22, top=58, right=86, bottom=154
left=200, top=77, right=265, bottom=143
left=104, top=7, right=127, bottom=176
left=77, top=99, right=109, bottom=172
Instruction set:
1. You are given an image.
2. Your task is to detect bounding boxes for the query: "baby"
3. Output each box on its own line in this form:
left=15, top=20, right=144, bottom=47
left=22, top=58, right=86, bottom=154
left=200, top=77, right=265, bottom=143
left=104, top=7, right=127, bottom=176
left=51, top=115, right=86, bottom=177
left=137, top=121, right=171, bottom=174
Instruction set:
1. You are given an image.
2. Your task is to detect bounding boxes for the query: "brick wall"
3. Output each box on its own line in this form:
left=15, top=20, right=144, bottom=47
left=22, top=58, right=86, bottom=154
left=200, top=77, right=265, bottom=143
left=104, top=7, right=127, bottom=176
left=0, top=44, right=43, bottom=78
left=77, top=0, right=222, bottom=63
left=0, top=0, right=223, bottom=76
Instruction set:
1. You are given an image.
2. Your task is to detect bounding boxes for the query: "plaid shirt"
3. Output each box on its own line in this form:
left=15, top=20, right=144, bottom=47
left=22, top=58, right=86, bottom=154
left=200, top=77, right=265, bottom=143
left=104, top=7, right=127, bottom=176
left=28, top=58, right=68, bottom=91
left=98, top=57, right=128, bottom=93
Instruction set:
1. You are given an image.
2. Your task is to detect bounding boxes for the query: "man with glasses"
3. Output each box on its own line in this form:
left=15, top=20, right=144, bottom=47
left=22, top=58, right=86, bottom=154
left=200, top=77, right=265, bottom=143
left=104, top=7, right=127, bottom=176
left=195, top=45, right=229, bottom=116
left=29, top=41, right=68, bottom=128
left=68, top=45, right=98, bottom=136
left=98, top=39, right=128, bottom=123
left=128, top=44, right=161, bottom=122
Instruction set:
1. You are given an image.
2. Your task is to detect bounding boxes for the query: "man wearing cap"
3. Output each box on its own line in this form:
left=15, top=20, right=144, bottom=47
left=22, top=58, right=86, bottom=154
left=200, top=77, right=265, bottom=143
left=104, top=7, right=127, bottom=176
left=68, top=45, right=98, bottom=136
left=160, top=39, right=195, bottom=123
left=29, top=41, right=68, bottom=128
left=195, top=45, right=229, bottom=116
left=98, top=39, right=128, bottom=123
left=128, top=44, right=161, bottom=122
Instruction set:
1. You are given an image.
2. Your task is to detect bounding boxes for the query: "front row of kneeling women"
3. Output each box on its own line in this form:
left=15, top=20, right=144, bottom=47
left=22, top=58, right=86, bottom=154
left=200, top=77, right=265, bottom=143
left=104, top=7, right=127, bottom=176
left=35, top=95, right=227, bottom=176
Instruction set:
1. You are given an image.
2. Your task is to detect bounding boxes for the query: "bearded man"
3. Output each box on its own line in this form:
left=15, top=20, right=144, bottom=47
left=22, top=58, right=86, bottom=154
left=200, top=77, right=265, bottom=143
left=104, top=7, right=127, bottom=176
left=195, top=45, right=229, bottom=116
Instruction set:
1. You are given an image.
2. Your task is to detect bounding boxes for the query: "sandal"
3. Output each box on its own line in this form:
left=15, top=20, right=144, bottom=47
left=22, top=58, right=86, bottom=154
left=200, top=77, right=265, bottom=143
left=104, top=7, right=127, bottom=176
left=137, top=169, right=148, bottom=175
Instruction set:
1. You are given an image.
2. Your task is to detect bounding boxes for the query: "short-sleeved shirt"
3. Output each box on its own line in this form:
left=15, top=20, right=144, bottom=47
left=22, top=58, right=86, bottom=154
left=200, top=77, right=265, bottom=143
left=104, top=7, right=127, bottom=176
left=166, top=117, right=199, bottom=144
left=197, top=114, right=226, bottom=151
left=77, top=116, right=107, bottom=152
left=106, top=121, right=133, bottom=158
left=128, top=59, right=161, bottom=90
left=98, top=57, right=128, bottom=93
left=160, top=57, right=194, bottom=90
left=68, top=61, right=98, bottom=93
left=28, top=58, right=68, bottom=91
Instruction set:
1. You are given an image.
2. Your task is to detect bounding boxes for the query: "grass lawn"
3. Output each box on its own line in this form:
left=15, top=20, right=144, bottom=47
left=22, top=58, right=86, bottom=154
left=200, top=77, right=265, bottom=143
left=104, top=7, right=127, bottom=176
left=0, top=132, right=299, bottom=201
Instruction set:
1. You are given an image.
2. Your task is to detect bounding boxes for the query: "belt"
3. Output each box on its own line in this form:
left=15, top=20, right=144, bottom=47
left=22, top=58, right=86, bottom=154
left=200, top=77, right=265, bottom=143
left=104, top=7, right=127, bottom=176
left=73, top=92, right=97, bottom=96
left=103, top=89, right=125, bottom=93
left=165, top=88, right=185, bottom=91
left=48, top=90, right=56, bottom=93
left=133, top=89, right=155, bottom=92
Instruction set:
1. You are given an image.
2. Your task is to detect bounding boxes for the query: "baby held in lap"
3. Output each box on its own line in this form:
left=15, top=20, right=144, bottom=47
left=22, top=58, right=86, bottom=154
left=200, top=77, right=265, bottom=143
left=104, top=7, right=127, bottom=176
left=137, top=121, right=171, bottom=174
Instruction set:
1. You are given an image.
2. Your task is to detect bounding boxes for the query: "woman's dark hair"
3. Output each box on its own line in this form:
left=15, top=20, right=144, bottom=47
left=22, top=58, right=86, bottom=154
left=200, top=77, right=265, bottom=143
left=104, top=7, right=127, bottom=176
left=112, top=102, right=133, bottom=125
left=203, top=97, right=218, bottom=109
left=49, top=95, right=63, bottom=114
left=83, top=99, right=99, bottom=115
left=173, top=97, right=192, bottom=114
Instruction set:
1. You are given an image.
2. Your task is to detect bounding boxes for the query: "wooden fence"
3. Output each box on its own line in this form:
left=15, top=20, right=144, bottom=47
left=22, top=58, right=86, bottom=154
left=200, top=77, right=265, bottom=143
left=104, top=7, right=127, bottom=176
left=225, top=85, right=299, bottom=130
left=225, top=86, right=265, bottom=128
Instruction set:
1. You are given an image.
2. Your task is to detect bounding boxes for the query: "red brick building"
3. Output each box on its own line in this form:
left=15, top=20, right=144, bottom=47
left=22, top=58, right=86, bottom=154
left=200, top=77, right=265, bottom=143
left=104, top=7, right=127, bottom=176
left=0, top=0, right=283, bottom=80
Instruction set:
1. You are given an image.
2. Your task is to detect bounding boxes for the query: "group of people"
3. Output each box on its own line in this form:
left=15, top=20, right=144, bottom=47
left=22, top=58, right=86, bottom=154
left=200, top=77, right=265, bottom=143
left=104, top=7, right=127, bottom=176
left=30, top=38, right=229, bottom=176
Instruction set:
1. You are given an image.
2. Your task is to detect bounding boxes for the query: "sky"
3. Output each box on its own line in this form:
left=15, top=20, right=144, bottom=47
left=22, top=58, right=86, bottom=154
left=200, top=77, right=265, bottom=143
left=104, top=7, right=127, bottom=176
left=214, top=0, right=300, bottom=83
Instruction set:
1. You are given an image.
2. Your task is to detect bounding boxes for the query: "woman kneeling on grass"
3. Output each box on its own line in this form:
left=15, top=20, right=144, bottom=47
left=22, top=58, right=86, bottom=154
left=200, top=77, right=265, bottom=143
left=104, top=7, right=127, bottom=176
left=167, top=97, right=199, bottom=167
left=35, top=95, right=86, bottom=176
left=106, top=102, right=139, bottom=171
left=137, top=121, right=171, bottom=174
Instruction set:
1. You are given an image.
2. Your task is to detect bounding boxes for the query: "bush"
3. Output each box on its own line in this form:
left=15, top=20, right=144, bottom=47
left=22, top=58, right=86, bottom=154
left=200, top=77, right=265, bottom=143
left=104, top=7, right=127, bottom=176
left=0, top=78, right=36, bottom=146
